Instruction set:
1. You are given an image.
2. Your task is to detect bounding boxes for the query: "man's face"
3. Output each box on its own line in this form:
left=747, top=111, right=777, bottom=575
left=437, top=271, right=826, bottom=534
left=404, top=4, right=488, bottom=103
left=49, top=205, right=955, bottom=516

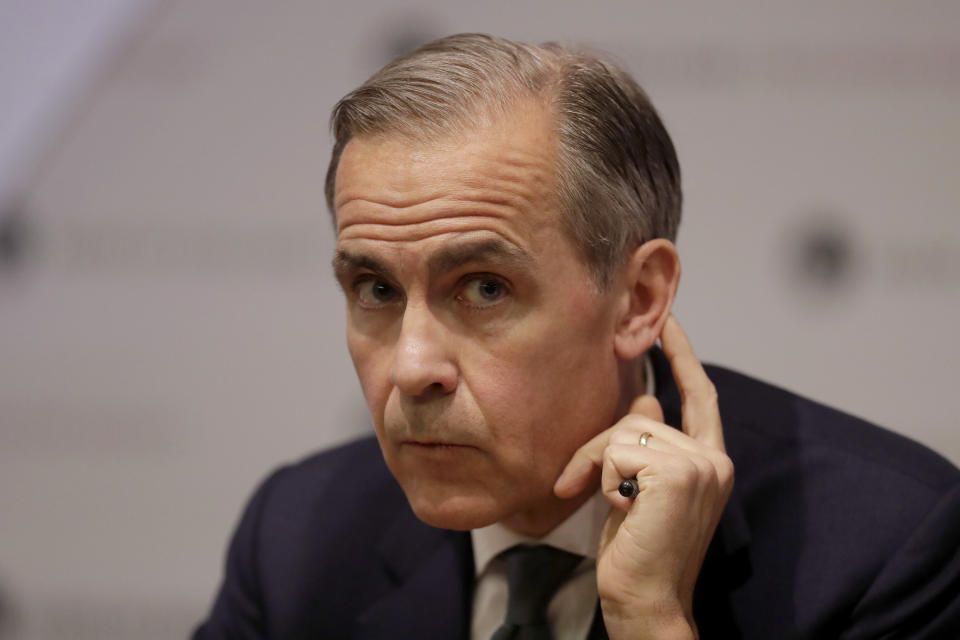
left=333, top=102, right=624, bottom=535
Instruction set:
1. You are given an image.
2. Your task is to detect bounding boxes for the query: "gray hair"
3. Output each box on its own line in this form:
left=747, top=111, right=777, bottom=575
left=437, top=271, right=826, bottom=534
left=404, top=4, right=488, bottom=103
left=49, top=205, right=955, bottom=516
left=325, top=33, right=681, bottom=288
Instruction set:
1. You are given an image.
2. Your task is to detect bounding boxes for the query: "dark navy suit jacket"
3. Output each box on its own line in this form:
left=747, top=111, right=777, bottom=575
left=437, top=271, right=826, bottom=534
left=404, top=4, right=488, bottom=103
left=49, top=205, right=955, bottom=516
left=194, top=349, right=960, bottom=638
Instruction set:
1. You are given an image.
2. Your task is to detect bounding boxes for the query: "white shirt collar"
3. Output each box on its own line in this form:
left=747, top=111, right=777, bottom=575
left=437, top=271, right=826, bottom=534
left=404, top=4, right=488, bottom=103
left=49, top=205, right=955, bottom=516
left=471, top=490, right=609, bottom=576
left=471, top=353, right=656, bottom=576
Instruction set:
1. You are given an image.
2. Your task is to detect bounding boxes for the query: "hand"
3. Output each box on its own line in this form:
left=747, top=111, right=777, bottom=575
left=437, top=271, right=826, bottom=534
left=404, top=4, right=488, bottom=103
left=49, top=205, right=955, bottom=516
left=554, top=316, right=734, bottom=639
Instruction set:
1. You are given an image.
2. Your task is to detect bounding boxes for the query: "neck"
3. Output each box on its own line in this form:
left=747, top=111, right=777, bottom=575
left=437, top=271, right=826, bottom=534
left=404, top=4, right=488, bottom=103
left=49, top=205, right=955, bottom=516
left=500, top=476, right=601, bottom=538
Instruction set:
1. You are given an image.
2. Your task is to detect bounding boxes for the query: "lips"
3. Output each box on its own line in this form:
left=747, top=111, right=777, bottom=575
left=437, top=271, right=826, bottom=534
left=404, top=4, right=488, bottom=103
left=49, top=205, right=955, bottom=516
left=386, top=414, right=483, bottom=451
left=390, top=423, right=479, bottom=449
left=402, top=439, right=475, bottom=449
left=399, top=439, right=481, bottom=459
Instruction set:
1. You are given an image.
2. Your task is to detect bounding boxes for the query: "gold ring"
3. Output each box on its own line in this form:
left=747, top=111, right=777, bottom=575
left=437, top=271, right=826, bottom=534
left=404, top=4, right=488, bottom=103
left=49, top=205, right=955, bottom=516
left=639, top=432, right=652, bottom=447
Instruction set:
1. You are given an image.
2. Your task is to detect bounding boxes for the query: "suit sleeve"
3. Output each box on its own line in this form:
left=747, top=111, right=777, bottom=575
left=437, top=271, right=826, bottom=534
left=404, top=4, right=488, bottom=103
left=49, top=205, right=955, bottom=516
left=192, top=467, right=289, bottom=640
left=842, top=482, right=960, bottom=639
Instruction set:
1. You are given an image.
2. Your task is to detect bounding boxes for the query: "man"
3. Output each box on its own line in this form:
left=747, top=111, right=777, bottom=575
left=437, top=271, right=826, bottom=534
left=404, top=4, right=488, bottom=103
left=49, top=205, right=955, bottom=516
left=195, top=34, right=960, bottom=639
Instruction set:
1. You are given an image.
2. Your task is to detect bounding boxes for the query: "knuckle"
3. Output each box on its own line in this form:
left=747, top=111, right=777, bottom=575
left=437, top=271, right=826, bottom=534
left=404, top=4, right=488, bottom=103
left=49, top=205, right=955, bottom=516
left=710, top=452, right=734, bottom=480
left=602, top=443, right=618, bottom=461
left=697, top=384, right=719, bottom=408
left=721, top=457, right=735, bottom=490
left=704, top=380, right=718, bottom=399
left=669, top=457, right=701, bottom=488
left=602, top=443, right=633, bottom=463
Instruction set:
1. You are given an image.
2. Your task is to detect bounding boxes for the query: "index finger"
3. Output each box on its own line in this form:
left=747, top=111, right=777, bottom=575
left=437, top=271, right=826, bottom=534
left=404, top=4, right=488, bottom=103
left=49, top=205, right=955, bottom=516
left=660, top=315, right=725, bottom=451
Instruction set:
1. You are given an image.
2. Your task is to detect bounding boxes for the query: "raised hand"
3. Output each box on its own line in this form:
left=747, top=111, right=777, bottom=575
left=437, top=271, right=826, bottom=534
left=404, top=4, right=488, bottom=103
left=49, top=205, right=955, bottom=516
left=554, top=316, right=734, bottom=639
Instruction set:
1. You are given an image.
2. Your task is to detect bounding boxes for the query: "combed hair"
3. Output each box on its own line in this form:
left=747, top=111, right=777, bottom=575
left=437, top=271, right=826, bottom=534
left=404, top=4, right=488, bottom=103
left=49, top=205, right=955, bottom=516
left=325, top=33, right=681, bottom=288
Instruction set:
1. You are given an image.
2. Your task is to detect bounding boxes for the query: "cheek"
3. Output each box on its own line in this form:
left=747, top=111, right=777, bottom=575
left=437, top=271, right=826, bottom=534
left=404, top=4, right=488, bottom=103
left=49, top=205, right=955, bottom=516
left=467, top=309, right=621, bottom=453
left=347, top=331, right=392, bottom=421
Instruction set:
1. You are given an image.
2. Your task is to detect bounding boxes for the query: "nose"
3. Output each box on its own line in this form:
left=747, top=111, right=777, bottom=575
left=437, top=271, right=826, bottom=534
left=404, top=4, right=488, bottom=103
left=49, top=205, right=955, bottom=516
left=389, top=303, right=458, bottom=398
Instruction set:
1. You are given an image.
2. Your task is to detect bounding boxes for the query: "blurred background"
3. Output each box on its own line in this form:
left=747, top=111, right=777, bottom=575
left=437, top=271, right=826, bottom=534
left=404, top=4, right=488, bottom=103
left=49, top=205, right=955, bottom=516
left=1, top=1, right=958, bottom=637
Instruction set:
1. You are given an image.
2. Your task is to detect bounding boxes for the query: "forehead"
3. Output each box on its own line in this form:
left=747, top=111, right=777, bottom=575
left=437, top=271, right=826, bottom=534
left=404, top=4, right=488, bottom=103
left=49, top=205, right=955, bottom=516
left=333, top=100, right=563, bottom=253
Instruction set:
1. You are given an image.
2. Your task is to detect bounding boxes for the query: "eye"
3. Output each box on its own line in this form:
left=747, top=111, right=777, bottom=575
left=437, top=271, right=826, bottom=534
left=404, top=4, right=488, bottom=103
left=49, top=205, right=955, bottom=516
left=458, top=275, right=509, bottom=308
left=355, top=277, right=400, bottom=308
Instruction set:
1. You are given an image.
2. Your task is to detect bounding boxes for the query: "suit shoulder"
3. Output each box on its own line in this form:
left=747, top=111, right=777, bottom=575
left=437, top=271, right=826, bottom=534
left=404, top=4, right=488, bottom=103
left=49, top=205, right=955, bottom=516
left=258, top=434, right=402, bottom=516
left=696, top=363, right=960, bottom=636
left=704, top=362, right=960, bottom=493
left=281, top=434, right=389, bottom=483
left=238, top=435, right=412, bottom=589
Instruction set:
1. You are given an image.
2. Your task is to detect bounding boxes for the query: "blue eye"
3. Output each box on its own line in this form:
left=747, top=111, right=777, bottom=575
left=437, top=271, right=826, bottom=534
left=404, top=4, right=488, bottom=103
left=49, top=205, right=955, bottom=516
left=355, top=278, right=400, bottom=307
left=459, top=276, right=508, bottom=307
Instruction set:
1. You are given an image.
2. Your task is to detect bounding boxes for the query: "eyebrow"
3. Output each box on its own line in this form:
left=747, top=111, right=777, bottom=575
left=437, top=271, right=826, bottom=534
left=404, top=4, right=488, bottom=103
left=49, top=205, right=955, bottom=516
left=332, top=251, right=393, bottom=282
left=332, top=238, right=533, bottom=282
left=427, top=238, right=533, bottom=275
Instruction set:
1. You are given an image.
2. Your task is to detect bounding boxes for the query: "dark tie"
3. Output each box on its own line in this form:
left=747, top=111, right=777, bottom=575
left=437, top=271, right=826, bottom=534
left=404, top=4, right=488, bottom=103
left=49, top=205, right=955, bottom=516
left=491, top=544, right=584, bottom=640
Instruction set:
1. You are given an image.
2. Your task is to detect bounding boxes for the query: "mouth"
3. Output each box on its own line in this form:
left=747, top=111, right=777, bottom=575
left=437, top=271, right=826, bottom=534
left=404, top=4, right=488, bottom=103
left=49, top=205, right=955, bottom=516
left=403, top=439, right=472, bottom=448
left=400, top=439, right=479, bottom=455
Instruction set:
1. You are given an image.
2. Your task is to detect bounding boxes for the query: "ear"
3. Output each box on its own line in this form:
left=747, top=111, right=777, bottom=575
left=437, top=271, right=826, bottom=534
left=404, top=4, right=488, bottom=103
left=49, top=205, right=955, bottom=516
left=613, top=239, right=680, bottom=361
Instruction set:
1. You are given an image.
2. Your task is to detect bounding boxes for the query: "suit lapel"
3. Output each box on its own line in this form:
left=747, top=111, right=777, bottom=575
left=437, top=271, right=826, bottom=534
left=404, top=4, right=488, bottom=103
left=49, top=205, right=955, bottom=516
left=586, top=600, right=609, bottom=640
left=355, top=505, right=473, bottom=639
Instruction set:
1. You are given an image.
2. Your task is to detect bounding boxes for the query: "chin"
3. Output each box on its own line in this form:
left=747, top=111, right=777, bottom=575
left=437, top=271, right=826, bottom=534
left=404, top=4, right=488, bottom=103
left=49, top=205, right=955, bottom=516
left=404, top=490, right=506, bottom=531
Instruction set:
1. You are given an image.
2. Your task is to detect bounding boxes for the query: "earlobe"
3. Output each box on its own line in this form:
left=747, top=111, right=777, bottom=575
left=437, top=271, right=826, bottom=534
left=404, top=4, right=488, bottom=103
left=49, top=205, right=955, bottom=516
left=613, top=239, right=680, bottom=361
